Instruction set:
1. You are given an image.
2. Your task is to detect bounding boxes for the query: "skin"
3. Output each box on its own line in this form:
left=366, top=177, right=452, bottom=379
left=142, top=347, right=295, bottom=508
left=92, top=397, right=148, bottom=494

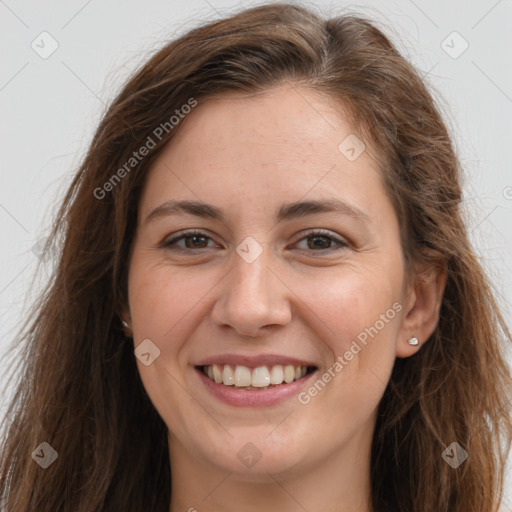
left=125, top=84, right=447, bottom=512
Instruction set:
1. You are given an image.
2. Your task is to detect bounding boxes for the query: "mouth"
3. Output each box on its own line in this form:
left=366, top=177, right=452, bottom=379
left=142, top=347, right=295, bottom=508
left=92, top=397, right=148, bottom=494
left=194, top=362, right=319, bottom=407
left=196, top=363, right=317, bottom=390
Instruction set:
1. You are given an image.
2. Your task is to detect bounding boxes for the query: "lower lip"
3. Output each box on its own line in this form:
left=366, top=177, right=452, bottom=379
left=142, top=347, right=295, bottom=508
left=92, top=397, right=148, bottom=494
left=195, top=367, right=318, bottom=407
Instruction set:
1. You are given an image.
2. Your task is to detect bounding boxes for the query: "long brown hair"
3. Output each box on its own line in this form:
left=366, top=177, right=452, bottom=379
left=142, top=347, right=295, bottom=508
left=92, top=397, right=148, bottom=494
left=1, top=3, right=511, bottom=510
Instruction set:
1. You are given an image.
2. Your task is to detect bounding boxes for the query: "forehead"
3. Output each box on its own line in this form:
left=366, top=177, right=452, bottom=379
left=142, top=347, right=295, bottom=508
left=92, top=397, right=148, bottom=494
left=139, top=85, right=390, bottom=226
left=170, top=85, right=363, bottom=159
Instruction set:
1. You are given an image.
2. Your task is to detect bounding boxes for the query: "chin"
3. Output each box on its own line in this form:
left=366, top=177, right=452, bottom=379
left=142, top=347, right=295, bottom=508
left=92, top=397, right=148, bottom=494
left=199, top=433, right=311, bottom=478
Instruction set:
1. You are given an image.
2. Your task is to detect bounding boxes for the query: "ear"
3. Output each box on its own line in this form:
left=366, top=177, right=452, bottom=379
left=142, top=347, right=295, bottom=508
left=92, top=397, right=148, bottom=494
left=396, top=259, right=447, bottom=358
left=118, top=303, right=132, bottom=337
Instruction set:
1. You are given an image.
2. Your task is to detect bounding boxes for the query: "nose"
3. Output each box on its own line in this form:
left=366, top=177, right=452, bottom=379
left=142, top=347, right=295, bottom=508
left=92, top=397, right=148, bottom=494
left=210, top=244, right=292, bottom=338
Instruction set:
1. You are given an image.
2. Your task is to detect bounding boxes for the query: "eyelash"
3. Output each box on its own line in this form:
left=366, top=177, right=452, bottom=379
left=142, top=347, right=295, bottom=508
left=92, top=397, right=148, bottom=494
left=161, top=229, right=349, bottom=255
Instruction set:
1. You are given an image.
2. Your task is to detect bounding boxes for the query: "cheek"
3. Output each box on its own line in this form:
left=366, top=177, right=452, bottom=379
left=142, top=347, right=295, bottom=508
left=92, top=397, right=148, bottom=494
left=291, top=264, right=401, bottom=389
left=127, top=258, right=222, bottom=354
left=127, top=260, right=220, bottom=435
left=297, top=263, right=401, bottom=335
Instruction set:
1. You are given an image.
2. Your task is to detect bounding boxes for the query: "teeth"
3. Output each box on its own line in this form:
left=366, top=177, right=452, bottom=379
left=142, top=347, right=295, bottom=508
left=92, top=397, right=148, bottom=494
left=222, top=365, right=234, bottom=386
left=283, top=365, right=295, bottom=383
left=212, top=364, right=222, bottom=384
left=252, top=366, right=270, bottom=387
left=202, top=363, right=312, bottom=389
left=234, top=365, right=252, bottom=386
left=269, top=365, right=284, bottom=384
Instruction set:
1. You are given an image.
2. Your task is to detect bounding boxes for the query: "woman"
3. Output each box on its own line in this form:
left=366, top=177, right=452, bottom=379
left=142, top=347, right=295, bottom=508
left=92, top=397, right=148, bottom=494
left=1, top=3, right=511, bottom=511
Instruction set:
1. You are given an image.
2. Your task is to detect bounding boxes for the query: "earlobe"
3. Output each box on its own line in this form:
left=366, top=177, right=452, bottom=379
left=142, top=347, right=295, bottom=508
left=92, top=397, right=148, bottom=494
left=396, top=260, right=447, bottom=358
left=118, top=305, right=133, bottom=337
left=121, top=318, right=133, bottom=338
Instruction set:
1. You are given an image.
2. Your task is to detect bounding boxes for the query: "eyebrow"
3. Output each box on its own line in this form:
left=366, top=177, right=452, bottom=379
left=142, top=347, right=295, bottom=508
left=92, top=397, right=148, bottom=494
left=144, top=198, right=371, bottom=225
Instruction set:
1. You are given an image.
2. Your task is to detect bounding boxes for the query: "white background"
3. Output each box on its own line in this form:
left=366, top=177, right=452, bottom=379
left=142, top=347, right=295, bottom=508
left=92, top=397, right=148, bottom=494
left=1, top=0, right=511, bottom=507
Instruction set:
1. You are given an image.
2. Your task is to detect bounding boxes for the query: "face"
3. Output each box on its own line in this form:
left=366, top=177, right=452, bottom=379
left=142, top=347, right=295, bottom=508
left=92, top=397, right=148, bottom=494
left=127, top=84, right=414, bottom=479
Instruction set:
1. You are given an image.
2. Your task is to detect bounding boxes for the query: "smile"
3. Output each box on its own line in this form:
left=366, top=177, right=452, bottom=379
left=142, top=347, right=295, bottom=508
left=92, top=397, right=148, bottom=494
left=195, top=363, right=319, bottom=407
left=199, top=363, right=316, bottom=389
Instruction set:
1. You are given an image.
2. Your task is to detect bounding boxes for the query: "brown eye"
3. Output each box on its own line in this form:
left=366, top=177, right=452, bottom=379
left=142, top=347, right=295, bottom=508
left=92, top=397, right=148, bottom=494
left=294, top=230, right=348, bottom=253
left=306, top=234, right=335, bottom=250
left=162, top=230, right=217, bottom=252
left=183, top=234, right=209, bottom=249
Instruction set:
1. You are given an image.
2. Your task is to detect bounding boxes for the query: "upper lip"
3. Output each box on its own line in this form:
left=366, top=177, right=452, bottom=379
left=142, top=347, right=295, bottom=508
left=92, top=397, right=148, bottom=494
left=195, top=354, right=318, bottom=369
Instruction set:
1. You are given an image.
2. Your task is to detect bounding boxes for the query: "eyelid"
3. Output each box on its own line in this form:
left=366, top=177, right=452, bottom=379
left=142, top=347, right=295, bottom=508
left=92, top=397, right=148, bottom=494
left=292, top=228, right=349, bottom=251
left=162, top=229, right=219, bottom=250
left=161, top=228, right=349, bottom=253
